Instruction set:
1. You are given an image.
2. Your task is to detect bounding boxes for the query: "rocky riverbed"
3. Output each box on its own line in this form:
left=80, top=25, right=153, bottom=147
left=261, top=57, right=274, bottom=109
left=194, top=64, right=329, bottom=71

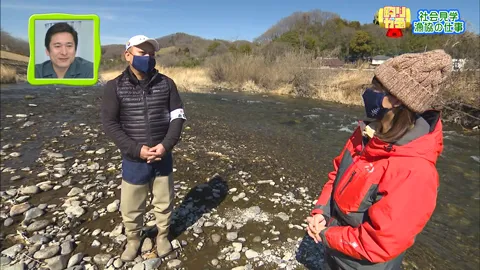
left=1, top=85, right=479, bottom=270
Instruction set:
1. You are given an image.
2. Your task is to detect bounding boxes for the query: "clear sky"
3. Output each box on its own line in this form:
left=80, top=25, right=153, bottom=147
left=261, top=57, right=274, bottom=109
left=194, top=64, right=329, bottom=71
left=1, top=0, right=478, bottom=45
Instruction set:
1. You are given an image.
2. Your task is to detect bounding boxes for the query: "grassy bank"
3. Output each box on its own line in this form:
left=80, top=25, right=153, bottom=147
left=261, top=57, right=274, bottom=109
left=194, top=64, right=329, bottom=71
left=0, top=64, right=17, bottom=84
left=100, top=53, right=479, bottom=129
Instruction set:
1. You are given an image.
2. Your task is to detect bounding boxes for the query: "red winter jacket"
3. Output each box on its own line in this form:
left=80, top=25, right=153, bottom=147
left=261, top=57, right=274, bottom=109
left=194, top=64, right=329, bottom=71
left=311, top=111, right=443, bottom=269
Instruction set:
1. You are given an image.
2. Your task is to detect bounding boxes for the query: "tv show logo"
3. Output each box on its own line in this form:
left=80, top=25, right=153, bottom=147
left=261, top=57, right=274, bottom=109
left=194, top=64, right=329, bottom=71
left=412, top=9, right=466, bottom=34
left=374, top=6, right=411, bottom=38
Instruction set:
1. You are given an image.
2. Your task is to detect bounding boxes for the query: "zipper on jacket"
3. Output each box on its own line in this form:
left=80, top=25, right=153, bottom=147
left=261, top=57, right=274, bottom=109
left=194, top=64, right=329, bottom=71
left=339, top=171, right=357, bottom=195
left=142, top=91, right=153, bottom=146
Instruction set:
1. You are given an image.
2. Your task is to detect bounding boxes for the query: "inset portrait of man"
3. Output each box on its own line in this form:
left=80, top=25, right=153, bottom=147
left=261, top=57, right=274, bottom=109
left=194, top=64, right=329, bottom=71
left=35, top=22, right=94, bottom=79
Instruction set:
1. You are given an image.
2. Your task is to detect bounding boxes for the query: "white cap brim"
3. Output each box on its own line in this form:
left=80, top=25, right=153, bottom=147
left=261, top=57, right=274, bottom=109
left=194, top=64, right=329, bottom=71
left=125, top=35, right=160, bottom=52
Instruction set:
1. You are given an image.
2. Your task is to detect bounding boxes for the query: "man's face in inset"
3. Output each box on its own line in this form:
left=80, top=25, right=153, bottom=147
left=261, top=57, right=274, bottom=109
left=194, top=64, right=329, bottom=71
left=46, top=32, right=76, bottom=69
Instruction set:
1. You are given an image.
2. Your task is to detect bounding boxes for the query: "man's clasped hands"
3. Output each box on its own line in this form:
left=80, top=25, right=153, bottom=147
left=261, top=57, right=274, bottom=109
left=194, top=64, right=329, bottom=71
left=140, top=144, right=166, bottom=163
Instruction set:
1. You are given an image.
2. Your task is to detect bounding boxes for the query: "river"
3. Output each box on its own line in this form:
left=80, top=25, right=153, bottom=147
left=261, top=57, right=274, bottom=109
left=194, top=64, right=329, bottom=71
left=0, top=84, right=479, bottom=270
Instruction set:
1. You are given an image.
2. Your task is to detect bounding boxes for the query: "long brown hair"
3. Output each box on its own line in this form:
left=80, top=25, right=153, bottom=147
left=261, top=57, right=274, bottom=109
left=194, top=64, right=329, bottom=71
left=375, top=106, right=417, bottom=143
left=370, top=77, right=417, bottom=143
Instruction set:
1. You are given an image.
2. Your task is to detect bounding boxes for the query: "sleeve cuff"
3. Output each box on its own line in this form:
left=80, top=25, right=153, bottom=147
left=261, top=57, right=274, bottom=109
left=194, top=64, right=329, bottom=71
left=320, top=227, right=330, bottom=248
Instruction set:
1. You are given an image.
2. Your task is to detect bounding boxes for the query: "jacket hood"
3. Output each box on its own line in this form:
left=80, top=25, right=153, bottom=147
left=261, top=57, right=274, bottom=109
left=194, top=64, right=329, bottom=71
left=363, top=110, right=444, bottom=164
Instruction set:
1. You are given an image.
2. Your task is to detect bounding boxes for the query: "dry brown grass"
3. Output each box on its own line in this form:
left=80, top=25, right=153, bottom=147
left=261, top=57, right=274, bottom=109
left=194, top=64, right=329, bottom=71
left=99, top=53, right=478, bottom=112
left=99, top=65, right=214, bottom=92
left=0, top=50, right=29, bottom=63
left=0, top=64, right=17, bottom=84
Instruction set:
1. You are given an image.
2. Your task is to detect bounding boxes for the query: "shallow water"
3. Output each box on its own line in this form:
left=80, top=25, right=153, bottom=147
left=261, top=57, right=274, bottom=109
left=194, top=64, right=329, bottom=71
left=0, top=85, right=479, bottom=269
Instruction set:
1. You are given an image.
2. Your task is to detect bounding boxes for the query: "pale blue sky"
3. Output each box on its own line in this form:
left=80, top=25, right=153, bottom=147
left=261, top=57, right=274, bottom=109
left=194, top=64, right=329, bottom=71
left=1, top=0, right=478, bottom=45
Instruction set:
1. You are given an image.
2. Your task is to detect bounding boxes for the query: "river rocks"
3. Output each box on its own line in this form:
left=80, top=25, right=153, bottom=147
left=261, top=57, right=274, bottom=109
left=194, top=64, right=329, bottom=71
left=245, top=249, right=259, bottom=259
left=93, top=254, right=112, bottom=265
left=28, top=234, right=51, bottom=245
left=68, top=187, right=83, bottom=197
left=10, top=202, right=31, bottom=216
left=167, top=259, right=182, bottom=269
left=211, top=234, right=221, bottom=243
left=0, top=256, right=12, bottom=266
left=91, top=240, right=101, bottom=247
left=33, top=244, right=60, bottom=259
left=3, top=262, right=26, bottom=270
left=65, top=206, right=85, bottom=217
left=226, top=232, right=238, bottom=241
left=113, top=258, right=123, bottom=268
left=26, top=219, right=51, bottom=232
left=61, top=240, right=75, bottom=255
left=229, top=252, right=241, bottom=261
left=67, top=253, right=84, bottom=268
left=135, top=258, right=162, bottom=270
left=141, top=238, right=153, bottom=253
left=44, top=255, right=69, bottom=270
left=106, top=200, right=120, bottom=213
left=109, top=224, right=123, bottom=238
left=276, top=212, right=290, bottom=221
left=1, top=244, right=24, bottom=258
left=95, top=148, right=106, bottom=155
left=4, top=218, right=13, bottom=227
left=232, top=242, right=243, bottom=252
left=24, top=207, right=44, bottom=221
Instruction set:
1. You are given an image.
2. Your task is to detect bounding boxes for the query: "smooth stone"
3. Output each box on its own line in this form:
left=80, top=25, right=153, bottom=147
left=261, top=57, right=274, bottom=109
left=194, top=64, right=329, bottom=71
left=141, top=238, right=153, bottom=253
left=143, top=258, right=162, bottom=270
left=167, top=259, right=182, bottom=269
left=211, top=234, right=221, bottom=243
left=44, top=255, right=69, bottom=270
left=10, top=203, right=31, bottom=216
left=91, top=229, right=102, bottom=237
left=229, top=252, right=241, bottom=261
left=20, top=185, right=40, bottom=195
left=106, top=200, right=120, bottom=213
left=65, top=206, right=85, bottom=217
left=38, top=204, right=48, bottom=210
left=245, top=249, right=259, bottom=259
left=4, top=218, right=14, bottom=227
left=0, top=256, right=12, bottom=266
left=24, top=207, right=44, bottom=221
left=28, top=234, right=51, bottom=245
left=28, top=244, right=41, bottom=255
left=3, top=262, right=26, bottom=270
left=276, top=212, right=290, bottom=221
left=61, top=240, right=75, bottom=255
left=26, top=219, right=51, bottom=232
left=91, top=240, right=101, bottom=247
left=15, top=196, right=30, bottom=203
left=211, top=259, right=218, bottom=266
left=68, top=187, right=83, bottom=197
left=226, top=232, right=238, bottom=241
left=113, top=258, right=123, bottom=268
left=93, top=254, right=112, bottom=265
left=67, top=253, right=84, bottom=268
left=232, top=242, right=243, bottom=252
left=33, top=245, right=60, bottom=259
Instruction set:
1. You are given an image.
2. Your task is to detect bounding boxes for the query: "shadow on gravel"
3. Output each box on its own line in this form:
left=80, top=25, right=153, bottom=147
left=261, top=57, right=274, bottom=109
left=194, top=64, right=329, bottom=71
left=168, top=174, right=229, bottom=239
left=296, top=233, right=327, bottom=270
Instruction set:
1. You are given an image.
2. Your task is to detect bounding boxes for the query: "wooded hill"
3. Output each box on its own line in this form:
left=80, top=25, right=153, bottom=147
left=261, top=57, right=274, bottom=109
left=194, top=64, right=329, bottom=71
left=2, top=9, right=479, bottom=68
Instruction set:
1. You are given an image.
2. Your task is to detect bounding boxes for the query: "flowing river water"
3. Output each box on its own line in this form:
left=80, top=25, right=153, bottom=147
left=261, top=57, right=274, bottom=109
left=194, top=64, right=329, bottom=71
left=0, top=84, right=479, bottom=270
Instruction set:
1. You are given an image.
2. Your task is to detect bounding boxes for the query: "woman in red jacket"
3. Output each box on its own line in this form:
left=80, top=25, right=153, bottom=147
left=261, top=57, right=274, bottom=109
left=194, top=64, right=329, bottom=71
left=307, top=50, right=453, bottom=270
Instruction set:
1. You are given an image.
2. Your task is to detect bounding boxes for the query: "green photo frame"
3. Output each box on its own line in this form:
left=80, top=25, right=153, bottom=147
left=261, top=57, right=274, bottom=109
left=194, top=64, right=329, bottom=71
left=27, top=13, right=101, bottom=86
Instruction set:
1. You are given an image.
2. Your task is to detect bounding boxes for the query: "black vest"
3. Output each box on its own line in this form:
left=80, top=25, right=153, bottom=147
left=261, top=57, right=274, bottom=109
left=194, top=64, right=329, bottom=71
left=115, top=69, right=171, bottom=147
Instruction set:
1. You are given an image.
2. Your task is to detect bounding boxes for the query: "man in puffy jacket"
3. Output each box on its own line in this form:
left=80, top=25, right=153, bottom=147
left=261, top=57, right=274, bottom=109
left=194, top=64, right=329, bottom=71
left=101, top=35, right=186, bottom=262
left=307, top=50, right=452, bottom=269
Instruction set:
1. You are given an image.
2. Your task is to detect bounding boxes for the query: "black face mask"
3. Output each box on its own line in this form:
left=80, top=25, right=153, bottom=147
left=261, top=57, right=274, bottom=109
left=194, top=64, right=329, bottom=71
left=362, top=88, right=390, bottom=119
left=132, top=55, right=156, bottom=74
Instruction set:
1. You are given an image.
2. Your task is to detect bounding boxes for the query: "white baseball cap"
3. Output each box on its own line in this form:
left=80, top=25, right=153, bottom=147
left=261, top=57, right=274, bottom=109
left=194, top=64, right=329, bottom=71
left=125, top=35, right=160, bottom=52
